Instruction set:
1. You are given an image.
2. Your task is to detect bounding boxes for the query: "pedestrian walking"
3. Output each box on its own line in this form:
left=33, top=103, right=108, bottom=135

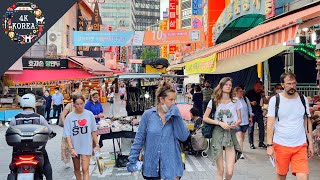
left=51, top=87, right=64, bottom=125
left=192, top=85, right=203, bottom=117
left=203, top=77, right=242, bottom=180
left=246, top=80, right=268, bottom=149
left=43, top=90, right=52, bottom=122
left=107, top=87, right=115, bottom=117
left=266, top=72, right=314, bottom=179
left=60, top=93, right=80, bottom=169
left=127, top=80, right=190, bottom=180
left=234, top=86, right=254, bottom=159
left=63, top=94, right=100, bottom=180
left=201, top=80, right=213, bottom=114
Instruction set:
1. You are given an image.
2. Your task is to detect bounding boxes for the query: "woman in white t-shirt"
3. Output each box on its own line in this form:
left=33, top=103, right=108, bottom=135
left=203, top=77, right=242, bottom=180
left=119, top=85, right=126, bottom=104
left=107, top=87, right=115, bottom=117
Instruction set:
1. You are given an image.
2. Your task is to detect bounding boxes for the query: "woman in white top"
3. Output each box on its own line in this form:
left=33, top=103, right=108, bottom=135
left=107, top=87, right=115, bottom=117
left=203, top=77, right=242, bottom=180
left=119, top=85, right=126, bottom=104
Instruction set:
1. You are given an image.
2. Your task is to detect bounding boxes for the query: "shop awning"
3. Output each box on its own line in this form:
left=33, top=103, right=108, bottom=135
left=8, top=69, right=95, bottom=83
left=167, top=63, right=185, bottom=71
left=5, top=57, right=23, bottom=74
left=68, top=56, right=112, bottom=75
left=182, top=2, right=320, bottom=73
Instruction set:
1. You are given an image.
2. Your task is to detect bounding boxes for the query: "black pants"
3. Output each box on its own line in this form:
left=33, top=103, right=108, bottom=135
left=52, top=104, right=62, bottom=125
left=248, top=112, right=264, bottom=144
left=12, top=147, right=52, bottom=180
left=45, top=107, right=51, bottom=121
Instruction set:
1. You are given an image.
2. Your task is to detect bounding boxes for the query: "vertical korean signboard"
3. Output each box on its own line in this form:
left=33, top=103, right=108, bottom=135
left=169, top=0, right=176, bottom=55
left=162, top=12, right=169, bottom=59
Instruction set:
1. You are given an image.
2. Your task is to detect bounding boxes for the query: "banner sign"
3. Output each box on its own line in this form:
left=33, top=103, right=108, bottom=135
left=265, top=0, right=275, bottom=19
left=192, top=0, right=203, bottom=15
left=73, top=31, right=134, bottom=46
left=142, top=29, right=204, bottom=46
left=185, top=54, right=217, bottom=75
left=22, top=58, right=68, bottom=69
left=74, top=29, right=204, bottom=46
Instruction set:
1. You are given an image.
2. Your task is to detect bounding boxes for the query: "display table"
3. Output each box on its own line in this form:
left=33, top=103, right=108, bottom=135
left=99, top=130, right=136, bottom=162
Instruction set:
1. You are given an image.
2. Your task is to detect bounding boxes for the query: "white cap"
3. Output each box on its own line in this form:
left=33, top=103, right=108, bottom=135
left=20, top=93, right=36, bottom=109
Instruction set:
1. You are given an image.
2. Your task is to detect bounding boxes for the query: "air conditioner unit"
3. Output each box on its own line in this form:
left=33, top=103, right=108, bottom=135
left=47, top=31, right=62, bottom=56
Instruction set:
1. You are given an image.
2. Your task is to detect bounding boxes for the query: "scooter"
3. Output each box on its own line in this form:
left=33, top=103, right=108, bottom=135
left=5, top=124, right=56, bottom=180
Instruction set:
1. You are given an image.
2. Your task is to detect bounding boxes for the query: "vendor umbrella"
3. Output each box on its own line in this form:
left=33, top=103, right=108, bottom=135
left=176, top=103, right=192, bottom=121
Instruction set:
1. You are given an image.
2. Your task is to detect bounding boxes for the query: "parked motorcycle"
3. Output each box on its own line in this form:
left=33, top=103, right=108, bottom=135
left=5, top=124, right=56, bottom=180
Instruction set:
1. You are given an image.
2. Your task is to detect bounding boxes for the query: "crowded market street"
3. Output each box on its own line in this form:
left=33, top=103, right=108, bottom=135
left=0, top=95, right=320, bottom=180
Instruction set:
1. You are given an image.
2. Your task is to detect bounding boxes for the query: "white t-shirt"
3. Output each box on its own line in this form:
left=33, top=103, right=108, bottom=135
left=267, top=93, right=310, bottom=147
left=207, top=99, right=242, bottom=124
left=119, top=87, right=126, bottom=95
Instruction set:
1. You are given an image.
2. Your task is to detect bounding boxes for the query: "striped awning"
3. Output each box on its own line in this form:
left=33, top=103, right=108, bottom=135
left=182, top=2, right=320, bottom=63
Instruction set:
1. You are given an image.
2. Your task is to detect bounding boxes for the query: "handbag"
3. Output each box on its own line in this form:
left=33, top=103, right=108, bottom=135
left=191, top=127, right=208, bottom=151
left=202, top=98, right=216, bottom=138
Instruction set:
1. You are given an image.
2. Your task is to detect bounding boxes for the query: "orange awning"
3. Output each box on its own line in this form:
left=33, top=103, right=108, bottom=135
left=183, top=2, right=320, bottom=62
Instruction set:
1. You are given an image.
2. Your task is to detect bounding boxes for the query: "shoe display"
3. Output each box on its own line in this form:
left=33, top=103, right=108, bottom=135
left=250, top=144, right=256, bottom=149
left=258, top=143, right=267, bottom=149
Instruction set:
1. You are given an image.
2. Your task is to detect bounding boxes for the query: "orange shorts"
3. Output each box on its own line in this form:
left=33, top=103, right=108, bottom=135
left=273, top=143, right=308, bottom=176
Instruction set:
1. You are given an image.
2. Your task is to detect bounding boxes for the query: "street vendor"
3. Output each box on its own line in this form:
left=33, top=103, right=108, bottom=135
left=85, top=90, right=104, bottom=124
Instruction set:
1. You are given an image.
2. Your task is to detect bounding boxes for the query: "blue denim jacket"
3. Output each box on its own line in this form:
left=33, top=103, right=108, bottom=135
left=127, top=104, right=190, bottom=180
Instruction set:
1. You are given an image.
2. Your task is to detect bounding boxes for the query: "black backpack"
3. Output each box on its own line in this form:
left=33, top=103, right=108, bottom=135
left=275, top=93, right=309, bottom=133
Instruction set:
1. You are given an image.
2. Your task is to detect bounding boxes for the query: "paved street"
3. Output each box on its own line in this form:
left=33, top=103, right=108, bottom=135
left=1, top=95, right=320, bottom=179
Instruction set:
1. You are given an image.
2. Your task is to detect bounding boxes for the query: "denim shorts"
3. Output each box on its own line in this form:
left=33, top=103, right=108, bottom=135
left=236, top=125, right=249, bottom=132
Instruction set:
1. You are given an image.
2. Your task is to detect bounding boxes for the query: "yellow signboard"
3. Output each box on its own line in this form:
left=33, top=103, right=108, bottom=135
left=185, top=54, right=217, bottom=75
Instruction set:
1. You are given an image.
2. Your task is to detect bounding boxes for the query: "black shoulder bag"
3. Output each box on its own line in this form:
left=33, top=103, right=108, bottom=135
left=202, top=99, right=217, bottom=138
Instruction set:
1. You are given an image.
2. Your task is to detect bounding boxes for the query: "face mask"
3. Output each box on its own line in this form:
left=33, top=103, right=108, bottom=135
left=55, top=91, right=58, bottom=94
left=161, top=103, right=169, bottom=113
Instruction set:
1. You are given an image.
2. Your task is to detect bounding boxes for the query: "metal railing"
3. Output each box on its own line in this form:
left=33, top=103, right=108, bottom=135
left=296, top=86, right=320, bottom=97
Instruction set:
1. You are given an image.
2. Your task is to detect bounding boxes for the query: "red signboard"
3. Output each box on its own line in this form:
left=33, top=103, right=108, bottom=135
left=265, top=0, right=275, bottom=19
left=169, top=45, right=176, bottom=54
left=169, top=0, right=176, bottom=30
left=169, top=0, right=176, bottom=54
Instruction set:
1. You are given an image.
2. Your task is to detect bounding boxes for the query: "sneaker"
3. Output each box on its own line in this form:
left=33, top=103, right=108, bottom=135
left=201, top=151, right=208, bottom=158
left=240, top=154, right=244, bottom=159
left=90, top=157, right=96, bottom=165
left=250, top=144, right=256, bottom=149
left=65, top=162, right=71, bottom=169
left=258, top=143, right=267, bottom=149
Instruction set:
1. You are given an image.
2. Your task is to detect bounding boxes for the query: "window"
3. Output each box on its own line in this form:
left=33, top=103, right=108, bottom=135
left=66, top=25, right=70, bottom=48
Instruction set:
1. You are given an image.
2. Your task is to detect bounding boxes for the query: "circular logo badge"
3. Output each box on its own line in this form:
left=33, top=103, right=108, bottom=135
left=2, top=2, right=45, bottom=44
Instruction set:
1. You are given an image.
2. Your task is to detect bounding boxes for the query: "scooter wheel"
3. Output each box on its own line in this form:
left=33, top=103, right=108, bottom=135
left=7, top=173, right=15, bottom=180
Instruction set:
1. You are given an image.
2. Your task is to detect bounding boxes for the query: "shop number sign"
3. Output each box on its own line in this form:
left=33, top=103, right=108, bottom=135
left=22, top=58, right=68, bottom=69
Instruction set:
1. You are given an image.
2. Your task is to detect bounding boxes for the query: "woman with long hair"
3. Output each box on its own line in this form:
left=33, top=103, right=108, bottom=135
left=64, top=95, right=100, bottom=180
left=203, top=77, right=242, bottom=180
left=127, top=80, right=190, bottom=180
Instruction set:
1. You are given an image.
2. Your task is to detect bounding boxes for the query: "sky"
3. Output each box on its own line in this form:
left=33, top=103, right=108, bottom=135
left=160, top=0, right=169, bottom=20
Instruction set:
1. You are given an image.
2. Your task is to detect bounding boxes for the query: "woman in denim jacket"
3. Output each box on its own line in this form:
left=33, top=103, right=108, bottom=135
left=127, top=81, right=190, bottom=180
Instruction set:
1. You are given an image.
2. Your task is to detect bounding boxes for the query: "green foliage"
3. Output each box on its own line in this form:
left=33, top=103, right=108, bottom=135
left=140, top=48, right=158, bottom=60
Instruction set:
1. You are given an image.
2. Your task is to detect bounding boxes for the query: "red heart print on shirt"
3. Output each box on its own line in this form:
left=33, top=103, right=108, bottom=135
left=78, top=119, right=87, bottom=127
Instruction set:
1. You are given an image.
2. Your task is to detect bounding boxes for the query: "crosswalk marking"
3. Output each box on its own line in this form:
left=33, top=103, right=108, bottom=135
left=188, top=155, right=205, bottom=171
left=184, top=157, right=194, bottom=172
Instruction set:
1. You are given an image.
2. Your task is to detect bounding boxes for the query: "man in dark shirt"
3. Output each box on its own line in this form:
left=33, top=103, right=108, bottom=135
left=246, top=81, right=269, bottom=149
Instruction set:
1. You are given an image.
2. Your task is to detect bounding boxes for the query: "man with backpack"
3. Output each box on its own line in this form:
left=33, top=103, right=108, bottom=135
left=266, top=72, right=314, bottom=180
